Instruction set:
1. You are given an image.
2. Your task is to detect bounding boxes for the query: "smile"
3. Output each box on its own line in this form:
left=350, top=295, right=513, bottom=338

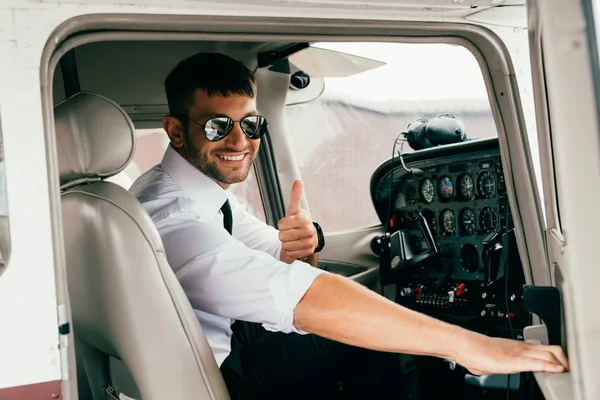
left=218, top=153, right=247, bottom=161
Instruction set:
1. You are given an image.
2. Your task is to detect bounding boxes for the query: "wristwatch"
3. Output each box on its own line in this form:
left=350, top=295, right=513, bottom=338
left=312, top=222, right=325, bottom=254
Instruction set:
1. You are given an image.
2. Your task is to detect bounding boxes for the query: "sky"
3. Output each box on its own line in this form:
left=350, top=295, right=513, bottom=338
left=311, top=42, right=489, bottom=101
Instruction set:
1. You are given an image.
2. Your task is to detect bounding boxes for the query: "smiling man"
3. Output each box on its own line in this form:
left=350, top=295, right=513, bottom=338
left=130, top=52, right=568, bottom=400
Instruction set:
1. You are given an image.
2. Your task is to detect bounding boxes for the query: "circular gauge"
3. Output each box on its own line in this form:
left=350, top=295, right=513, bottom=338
left=421, top=209, right=437, bottom=236
left=479, top=207, right=499, bottom=233
left=437, top=176, right=454, bottom=200
left=440, top=209, right=455, bottom=235
left=461, top=244, right=480, bottom=273
left=477, top=171, right=497, bottom=199
left=459, top=208, right=477, bottom=236
left=420, top=178, right=434, bottom=204
left=458, top=174, right=474, bottom=200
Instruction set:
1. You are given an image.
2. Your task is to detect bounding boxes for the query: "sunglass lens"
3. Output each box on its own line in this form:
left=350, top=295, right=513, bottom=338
left=241, top=115, right=267, bottom=139
left=205, top=117, right=233, bottom=141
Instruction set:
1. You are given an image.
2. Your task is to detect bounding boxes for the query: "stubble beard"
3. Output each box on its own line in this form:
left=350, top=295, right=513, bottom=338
left=185, top=136, right=254, bottom=185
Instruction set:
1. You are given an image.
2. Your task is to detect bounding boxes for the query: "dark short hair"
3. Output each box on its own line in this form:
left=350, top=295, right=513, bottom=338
left=164, top=52, right=256, bottom=117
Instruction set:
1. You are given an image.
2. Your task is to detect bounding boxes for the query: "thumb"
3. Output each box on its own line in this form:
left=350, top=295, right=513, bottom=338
left=286, top=180, right=303, bottom=216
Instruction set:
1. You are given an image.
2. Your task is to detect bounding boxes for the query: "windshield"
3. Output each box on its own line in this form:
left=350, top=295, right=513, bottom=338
left=285, top=30, right=542, bottom=231
left=286, top=41, right=496, bottom=231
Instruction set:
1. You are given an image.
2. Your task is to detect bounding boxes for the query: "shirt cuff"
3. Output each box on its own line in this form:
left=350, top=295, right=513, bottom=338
left=263, top=260, right=327, bottom=334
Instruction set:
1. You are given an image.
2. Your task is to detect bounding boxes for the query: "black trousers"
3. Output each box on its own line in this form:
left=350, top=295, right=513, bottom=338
left=220, top=321, right=403, bottom=399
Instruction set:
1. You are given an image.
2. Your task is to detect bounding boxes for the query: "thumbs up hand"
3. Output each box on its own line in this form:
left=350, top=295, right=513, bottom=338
left=278, top=180, right=318, bottom=261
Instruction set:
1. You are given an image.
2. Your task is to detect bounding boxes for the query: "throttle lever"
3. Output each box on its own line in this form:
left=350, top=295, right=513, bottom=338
left=443, top=359, right=521, bottom=391
left=464, top=373, right=521, bottom=391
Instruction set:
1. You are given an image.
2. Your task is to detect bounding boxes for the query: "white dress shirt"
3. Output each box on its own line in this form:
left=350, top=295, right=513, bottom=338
left=129, top=145, right=325, bottom=366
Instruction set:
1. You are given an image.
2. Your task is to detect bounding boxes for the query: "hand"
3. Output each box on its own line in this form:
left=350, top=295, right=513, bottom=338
left=455, top=333, right=569, bottom=376
left=278, top=180, right=318, bottom=260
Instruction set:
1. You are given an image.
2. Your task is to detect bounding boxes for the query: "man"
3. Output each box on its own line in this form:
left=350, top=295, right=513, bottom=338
left=130, top=52, right=568, bottom=399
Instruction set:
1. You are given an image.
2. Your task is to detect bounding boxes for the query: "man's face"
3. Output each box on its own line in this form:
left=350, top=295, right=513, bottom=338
left=176, top=89, right=260, bottom=188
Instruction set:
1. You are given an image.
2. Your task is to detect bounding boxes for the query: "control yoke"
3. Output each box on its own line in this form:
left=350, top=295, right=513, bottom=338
left=378, top=213, right=440, bottom=286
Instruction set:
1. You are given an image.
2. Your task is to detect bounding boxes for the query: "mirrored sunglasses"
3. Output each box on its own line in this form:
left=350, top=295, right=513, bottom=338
left=195, top=115, right=268, bottom=142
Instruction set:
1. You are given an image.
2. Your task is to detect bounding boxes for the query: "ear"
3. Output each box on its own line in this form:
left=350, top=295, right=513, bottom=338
left=163, top=115, right=185, bottom=148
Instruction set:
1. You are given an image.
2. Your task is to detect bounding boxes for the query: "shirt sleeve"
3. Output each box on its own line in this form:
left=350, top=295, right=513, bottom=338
left=155, top=211, right=326, bottom=333
left=228, top=193, right=283, bottom=260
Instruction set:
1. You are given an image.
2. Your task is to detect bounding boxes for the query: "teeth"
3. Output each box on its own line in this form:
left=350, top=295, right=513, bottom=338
left=220, top=154, right=244, bottom=161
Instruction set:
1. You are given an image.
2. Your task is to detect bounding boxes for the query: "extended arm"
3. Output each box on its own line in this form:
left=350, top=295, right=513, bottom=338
left=294, top=273, right=569, bottom=376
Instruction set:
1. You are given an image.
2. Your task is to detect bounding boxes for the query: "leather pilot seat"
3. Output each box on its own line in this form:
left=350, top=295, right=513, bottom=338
left=55, top=92, right=230, bottom=400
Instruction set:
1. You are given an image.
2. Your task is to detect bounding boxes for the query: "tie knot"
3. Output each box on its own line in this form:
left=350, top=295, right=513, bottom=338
left=221, top=199, right=233, bottom=235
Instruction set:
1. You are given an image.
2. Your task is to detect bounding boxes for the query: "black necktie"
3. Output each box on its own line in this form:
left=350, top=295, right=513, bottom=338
left=221, top=199, right=233, bottom=235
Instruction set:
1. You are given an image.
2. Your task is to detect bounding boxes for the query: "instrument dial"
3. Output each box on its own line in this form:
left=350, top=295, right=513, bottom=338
left=477, top=171, right=496, bottom=199
left=479, top=207, right=499, bottom=233
left=437, top=176, right=454, bottom=200
left=440, top=209, right=455, bottom=235
left=461, top=244, right=479, bottom=273
left=458, top=174, right=474, bottom=200
left=459, top=208, right=477, bottom=236
left=420, top=178, right=434, bottom=204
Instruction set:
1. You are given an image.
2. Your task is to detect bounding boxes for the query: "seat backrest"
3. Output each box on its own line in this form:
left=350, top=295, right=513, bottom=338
left=55, top=92, right=229, bottom=400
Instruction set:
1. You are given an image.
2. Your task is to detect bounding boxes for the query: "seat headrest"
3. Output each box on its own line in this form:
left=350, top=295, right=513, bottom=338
left=55, top=92, right=136, bottom=187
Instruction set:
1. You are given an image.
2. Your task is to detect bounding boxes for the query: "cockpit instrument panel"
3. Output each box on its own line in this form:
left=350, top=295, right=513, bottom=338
left=370, top=138, right=528, bottom=337
left=390, top=154, right=509, bottom=280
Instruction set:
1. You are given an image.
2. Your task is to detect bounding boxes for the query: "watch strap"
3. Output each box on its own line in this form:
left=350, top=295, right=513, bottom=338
left=312, top=222, right=325, bottom=253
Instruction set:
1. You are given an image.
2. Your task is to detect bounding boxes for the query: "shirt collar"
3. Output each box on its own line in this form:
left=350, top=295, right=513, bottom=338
left=161, top=144, right=228, bottom=215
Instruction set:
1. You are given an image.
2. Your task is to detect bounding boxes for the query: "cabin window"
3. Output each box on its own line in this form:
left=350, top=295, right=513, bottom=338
left=0, top=122, right=9, bottom=272
left=286, top=42, right=495, bottom=232
left=110, top=128, right=266, bottom=222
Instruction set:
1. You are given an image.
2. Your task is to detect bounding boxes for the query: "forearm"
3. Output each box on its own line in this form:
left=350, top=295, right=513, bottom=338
left=294, top=273, right=473, bottom=359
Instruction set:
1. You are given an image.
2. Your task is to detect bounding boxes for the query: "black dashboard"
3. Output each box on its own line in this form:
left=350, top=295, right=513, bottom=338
left=370, top=138, right=530, bottom=338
